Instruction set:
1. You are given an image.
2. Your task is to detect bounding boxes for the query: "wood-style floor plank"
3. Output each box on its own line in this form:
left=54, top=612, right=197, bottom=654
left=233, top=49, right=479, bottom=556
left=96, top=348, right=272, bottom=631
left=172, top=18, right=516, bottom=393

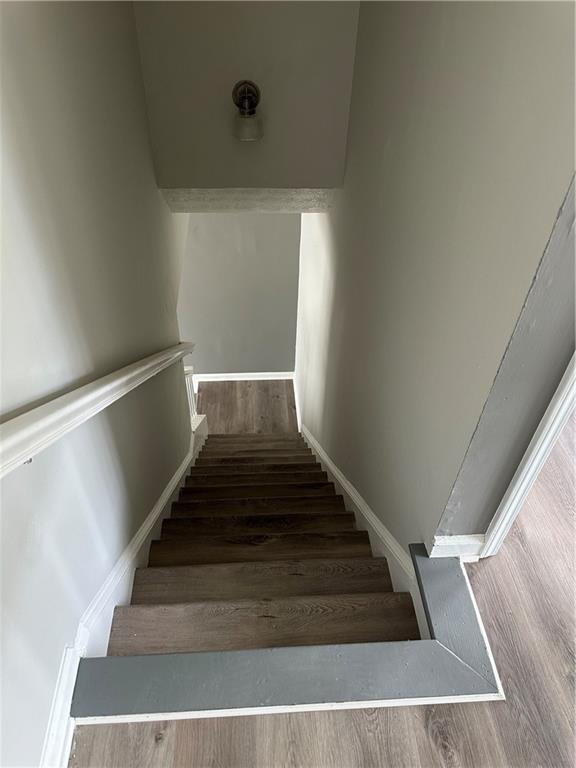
left=107, top=592, right=419, bottom=655
left=131, top=558, right=394, bottom=604
left=196, top=380, right=298, bottom=435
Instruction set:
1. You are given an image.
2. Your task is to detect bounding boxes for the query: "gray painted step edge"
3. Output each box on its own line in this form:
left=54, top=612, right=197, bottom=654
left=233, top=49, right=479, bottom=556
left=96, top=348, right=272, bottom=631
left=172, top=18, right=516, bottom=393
left=71, top=544, right=504, bottom=722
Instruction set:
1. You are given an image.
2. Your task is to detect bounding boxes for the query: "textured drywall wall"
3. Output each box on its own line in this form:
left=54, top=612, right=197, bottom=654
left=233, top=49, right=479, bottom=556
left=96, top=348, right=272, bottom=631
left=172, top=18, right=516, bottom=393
left=133, top=1, right=359, bottom=189
left=178, top=214, right=301, bottom=373
left=295, top=2, right=574, bottom=552
left=438, top=178, right=575, bottom=535
left=0, top=4, right=190, bottom=766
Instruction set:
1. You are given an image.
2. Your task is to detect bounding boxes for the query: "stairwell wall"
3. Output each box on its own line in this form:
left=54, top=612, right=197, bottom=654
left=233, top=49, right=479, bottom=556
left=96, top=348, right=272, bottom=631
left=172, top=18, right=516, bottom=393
left=294, top=2, right=574, bottom=552
left=1, top=4, right=191, bottom=766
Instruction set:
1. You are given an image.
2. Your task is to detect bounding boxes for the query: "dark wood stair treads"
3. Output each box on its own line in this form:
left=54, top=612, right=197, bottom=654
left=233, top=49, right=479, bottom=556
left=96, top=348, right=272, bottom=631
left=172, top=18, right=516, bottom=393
left=108, top=592, right=420, bottom=656
left=148, top=531, right=372, bottom=566
left=171, top=495, right=347, bottom=518
left=207, top=433, right=304, bottom=439
left=188, top=462, right=323, bottom=476
left=180, top=481, right=336, bottom=501
left=161, top=512, right=356, bottom=538
left=200, top=447, right=312, bottom=457
left=204, top=437, right=307, bottom=447
left=185, top=470, right=327, bottom=487
left=195, top=454, right=318, bottom=466
left=131, top=558, right=394, bottom=604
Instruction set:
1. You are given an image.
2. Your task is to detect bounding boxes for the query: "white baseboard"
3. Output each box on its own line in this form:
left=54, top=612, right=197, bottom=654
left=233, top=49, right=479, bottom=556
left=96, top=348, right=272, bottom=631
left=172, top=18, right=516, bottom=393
left=39, top=416, right=208, bottom=768
left=192, top=371, right=294, bottom=394
left=300, top=425, right=429, bottom=638
left=426, top=534, right=486, bottom=561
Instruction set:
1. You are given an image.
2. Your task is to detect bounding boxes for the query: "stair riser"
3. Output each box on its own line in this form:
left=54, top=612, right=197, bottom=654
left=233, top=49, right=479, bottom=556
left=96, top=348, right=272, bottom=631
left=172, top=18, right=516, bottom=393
left=195, top=455, right=318, bottom=466
left=161, top=513, right=356, bottom=537
left=188, top=463, right=322, bottom=476
left=180, top=482, right=336, bottom=501
left=131, top=558, right=393, bottom=604
left=201, top=448, right=312, bottom=456
left=185, top=471, right=327, bottom=487
left=171, top=495, right=346, bottom=517
left=148, top=532, right=371, bottom=567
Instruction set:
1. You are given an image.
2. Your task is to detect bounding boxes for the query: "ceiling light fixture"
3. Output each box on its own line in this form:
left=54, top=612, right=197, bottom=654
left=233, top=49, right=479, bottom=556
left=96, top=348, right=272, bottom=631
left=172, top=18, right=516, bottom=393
left=232, top=80, right=263, bottom=142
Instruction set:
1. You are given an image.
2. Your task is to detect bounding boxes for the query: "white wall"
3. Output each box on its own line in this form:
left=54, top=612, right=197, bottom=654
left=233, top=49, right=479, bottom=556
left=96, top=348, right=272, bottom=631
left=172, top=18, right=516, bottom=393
left=178, top=214, right=301, bottom=373
left=133, top=1, right=359, bottom=189
left=295, top=2, right=574, bottom=552
left=1, top=4, right=190, bottom=765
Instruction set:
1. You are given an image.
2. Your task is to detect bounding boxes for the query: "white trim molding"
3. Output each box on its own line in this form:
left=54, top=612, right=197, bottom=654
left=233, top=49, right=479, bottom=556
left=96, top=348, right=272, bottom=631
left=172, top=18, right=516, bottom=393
left=426, top=534, right=486, bottom=561
left=0, top=342, right=194, bottom=479
left=301, top=426, right=414, bottom=581
left=482, top=352, right=575, bottom=557
left=162, top=188, right=337, bottom=213
left=39, top=416, right=208, bottom=768
left=192, top=371, right=294, bottom=394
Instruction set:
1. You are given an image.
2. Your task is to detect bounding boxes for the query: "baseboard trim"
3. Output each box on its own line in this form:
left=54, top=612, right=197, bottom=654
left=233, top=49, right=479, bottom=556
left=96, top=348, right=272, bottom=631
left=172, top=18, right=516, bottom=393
left=301, top=425, right=413, bottom=580
left=192, top=371, right=295, bottom=394
left=39, top=416, right=208, bottom=768
left=426, top=534, right=486, bottom=561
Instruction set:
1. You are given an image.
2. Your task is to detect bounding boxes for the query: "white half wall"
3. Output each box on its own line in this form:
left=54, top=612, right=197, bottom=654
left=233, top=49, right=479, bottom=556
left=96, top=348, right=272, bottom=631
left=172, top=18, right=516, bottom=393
left=178, top=213, right=301, bottom=374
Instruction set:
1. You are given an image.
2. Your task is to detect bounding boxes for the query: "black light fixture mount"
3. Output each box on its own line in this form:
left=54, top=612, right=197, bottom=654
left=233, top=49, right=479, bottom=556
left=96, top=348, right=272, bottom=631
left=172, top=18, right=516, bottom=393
left=232, top=80, right=263, bottom=141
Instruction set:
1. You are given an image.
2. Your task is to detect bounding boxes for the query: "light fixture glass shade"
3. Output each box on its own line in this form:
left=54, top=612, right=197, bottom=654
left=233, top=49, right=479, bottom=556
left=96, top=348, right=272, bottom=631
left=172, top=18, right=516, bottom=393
left=234, top=113, right=263, bottom=142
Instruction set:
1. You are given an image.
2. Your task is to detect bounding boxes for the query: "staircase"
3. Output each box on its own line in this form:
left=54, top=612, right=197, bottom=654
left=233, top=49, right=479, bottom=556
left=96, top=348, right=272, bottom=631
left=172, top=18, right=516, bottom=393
left=108, top=433, right=420, bottom=658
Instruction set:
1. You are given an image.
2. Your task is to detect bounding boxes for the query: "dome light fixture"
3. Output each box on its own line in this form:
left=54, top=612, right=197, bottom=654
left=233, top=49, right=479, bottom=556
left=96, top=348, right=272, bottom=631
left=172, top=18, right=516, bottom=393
left=232, top=80, right=263, bottom=142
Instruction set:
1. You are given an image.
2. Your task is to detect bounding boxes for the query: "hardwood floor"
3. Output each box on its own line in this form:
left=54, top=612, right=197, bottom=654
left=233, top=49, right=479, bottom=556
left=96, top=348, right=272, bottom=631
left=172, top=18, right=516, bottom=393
left=69, top=390, right=575, bottom=767
left=196, top=380, right=298, bottom=434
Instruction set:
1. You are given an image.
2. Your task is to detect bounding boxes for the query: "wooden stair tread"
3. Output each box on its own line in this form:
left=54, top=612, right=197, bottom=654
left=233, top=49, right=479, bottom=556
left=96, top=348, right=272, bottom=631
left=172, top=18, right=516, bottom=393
left=207, top=433, right=303, bottom=439
left=148, top=531, right=371, bottom=566
left=108, top=592, right=420, bottom=655
left=185, top=470, right=327, bottom=487
left=180, top=481, right=336, bottom=501
left=189, top=462, right=322, bottom=475
left=171, top=495, right=347, bottom=517
left=131, top=558, right=394, bottom=604
left=161, top=512, right=356, bottom=538
left=200, top=447, right=312, bottom=457
left=195, top=454, right=318, bottom=466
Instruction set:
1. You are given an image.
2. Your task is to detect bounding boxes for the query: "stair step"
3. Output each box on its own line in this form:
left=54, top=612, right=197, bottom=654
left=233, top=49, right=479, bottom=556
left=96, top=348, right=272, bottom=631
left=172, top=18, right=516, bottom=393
left=131, top=558, right=393, bottom=604
left=189, top=462, right=322, bottom=476
left=207, top=433, right=303, bottom=439
left=185, top=470, right=327, bottom=487
left=161, top=512, right=356, bottom=538
left=200, top=448, right=313, bottom=458
left=171, top=495, right=346, bottom=517
left=108, top=592, right=419, bottom=655
left=195, top=454, right=318, bottom=466
left=148, top=531, right=371, bottom=566
left=180, top=481, right=335, bottom=501
left=204, top=437, right=306, bottom=447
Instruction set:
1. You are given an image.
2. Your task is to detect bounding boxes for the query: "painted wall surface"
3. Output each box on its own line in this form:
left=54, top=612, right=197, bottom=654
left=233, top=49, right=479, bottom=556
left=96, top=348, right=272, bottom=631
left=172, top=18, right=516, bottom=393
left=295, top=2, right=574, bottom=552
left=133, top=1, right=359, bottom=189
left=438, top=178, right=575, bottom=536
left=178, top=214, right=301, bottom=373
left=1, top=4, right=190, bottom=766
